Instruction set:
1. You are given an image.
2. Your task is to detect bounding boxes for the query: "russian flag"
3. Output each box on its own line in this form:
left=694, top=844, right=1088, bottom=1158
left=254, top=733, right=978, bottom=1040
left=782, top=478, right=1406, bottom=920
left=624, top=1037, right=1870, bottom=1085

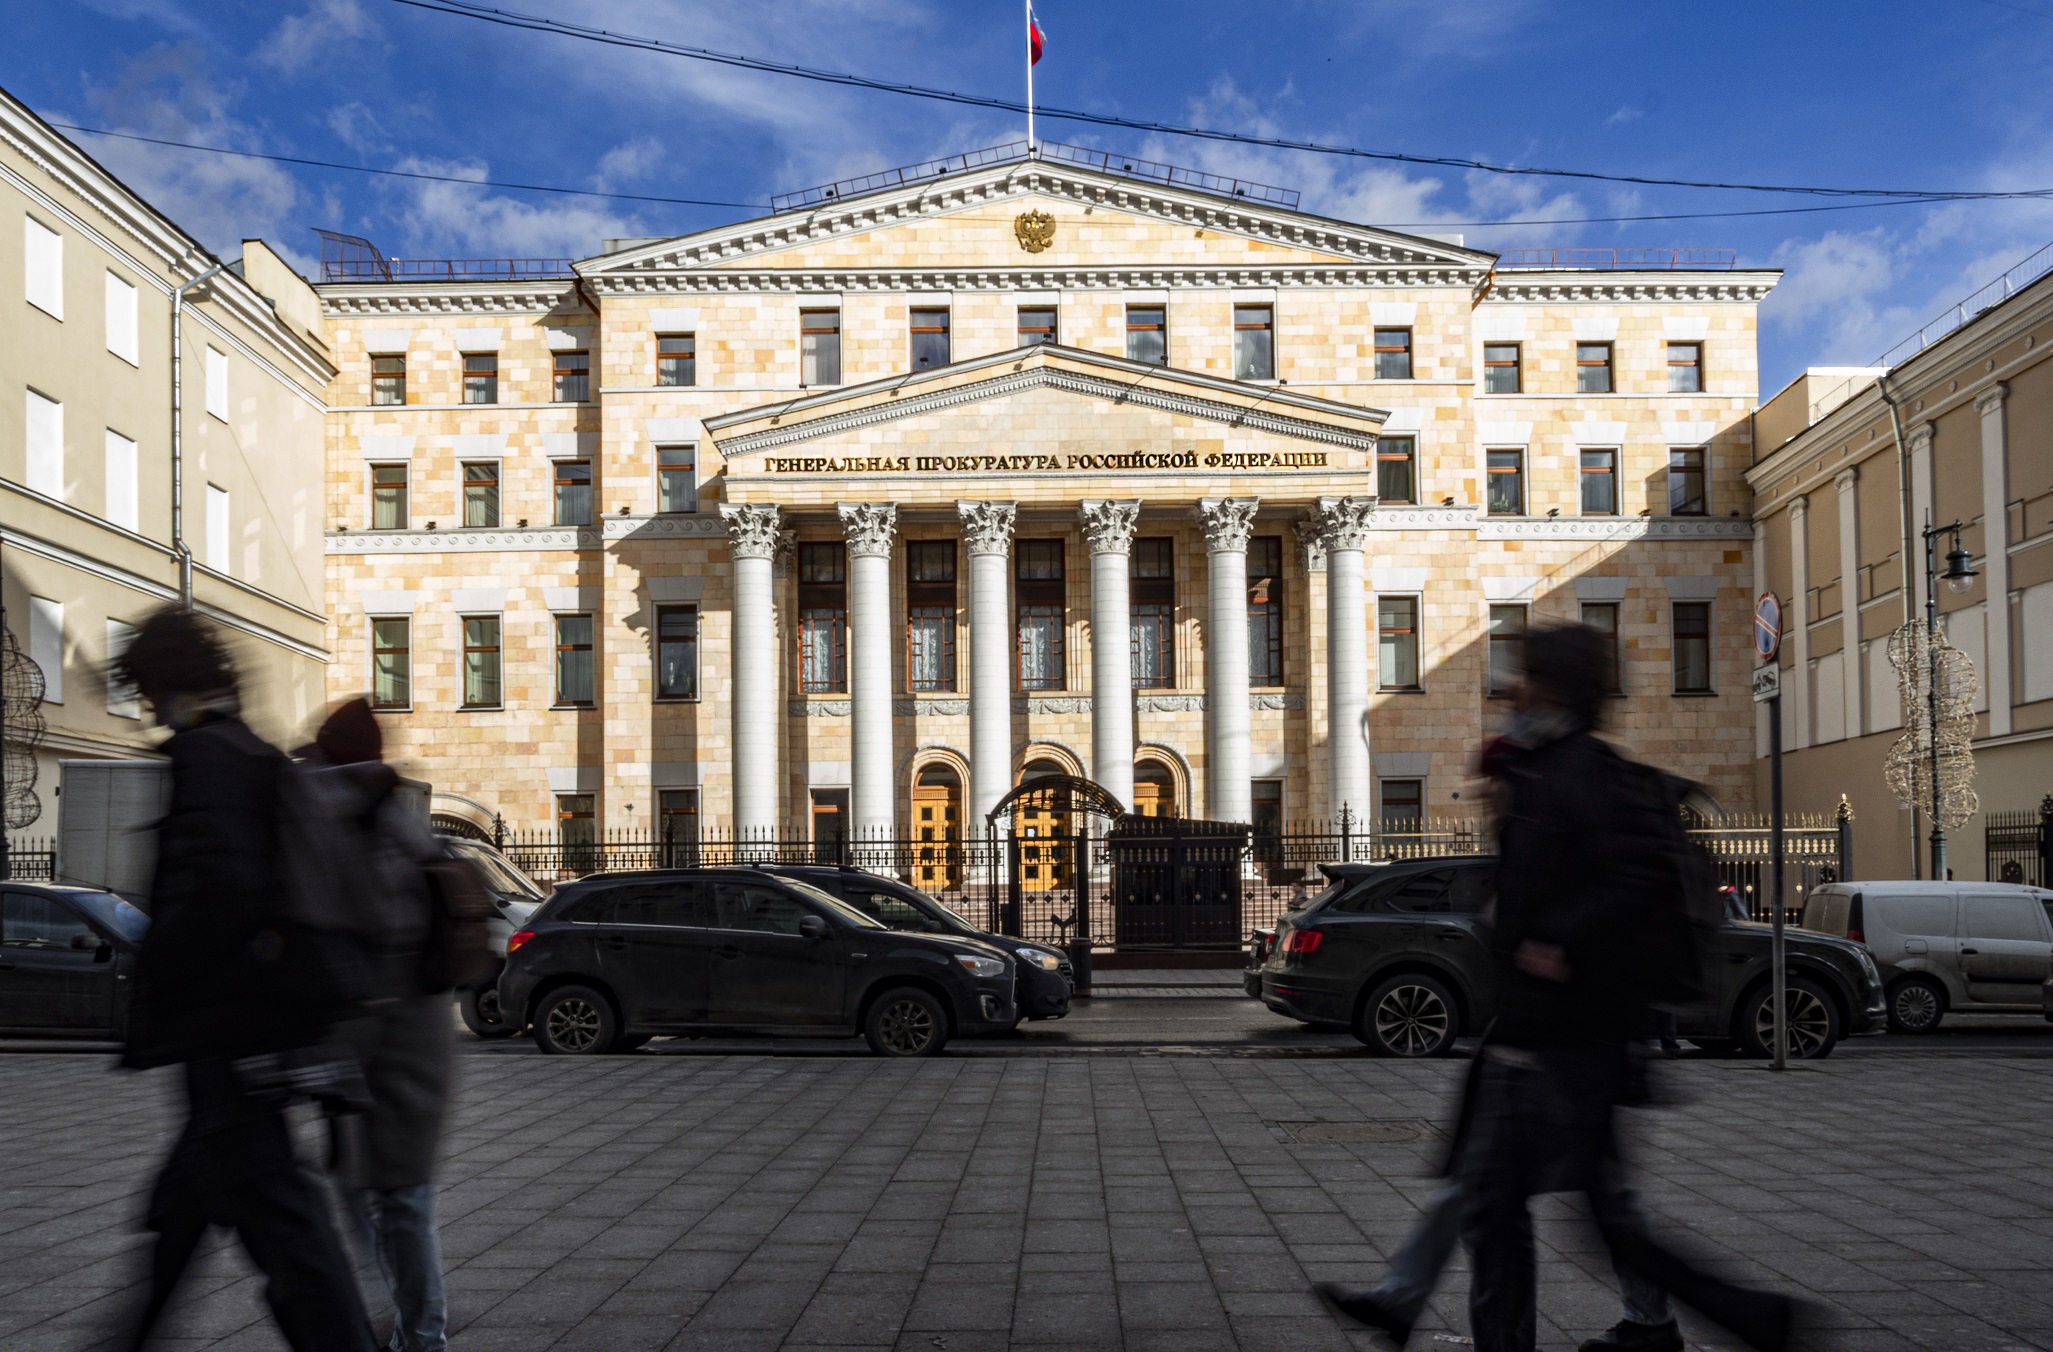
left=1029, top=6, right=1046, bottom=65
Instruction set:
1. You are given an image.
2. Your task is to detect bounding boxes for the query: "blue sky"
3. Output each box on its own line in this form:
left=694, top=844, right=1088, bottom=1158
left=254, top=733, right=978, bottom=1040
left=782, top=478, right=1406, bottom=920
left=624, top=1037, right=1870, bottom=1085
left=12, top=0, right=2053, bottom=392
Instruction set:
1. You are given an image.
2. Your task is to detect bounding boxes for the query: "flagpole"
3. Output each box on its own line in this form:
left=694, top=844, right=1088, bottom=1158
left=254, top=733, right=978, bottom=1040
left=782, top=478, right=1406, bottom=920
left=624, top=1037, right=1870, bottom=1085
left=1025, top=0, right=1036, bottom=155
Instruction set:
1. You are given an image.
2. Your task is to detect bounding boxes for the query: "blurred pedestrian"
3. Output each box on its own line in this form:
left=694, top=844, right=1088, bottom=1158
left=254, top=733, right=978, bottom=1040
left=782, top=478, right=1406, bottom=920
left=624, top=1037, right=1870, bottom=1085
left=113, top=608, right=373, bottom=1352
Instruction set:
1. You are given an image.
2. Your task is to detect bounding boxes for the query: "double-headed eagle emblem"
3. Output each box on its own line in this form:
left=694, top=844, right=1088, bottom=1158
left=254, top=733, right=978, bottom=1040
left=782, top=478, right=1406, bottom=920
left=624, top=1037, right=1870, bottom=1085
left=1013, top=209, right=1056, bottom=254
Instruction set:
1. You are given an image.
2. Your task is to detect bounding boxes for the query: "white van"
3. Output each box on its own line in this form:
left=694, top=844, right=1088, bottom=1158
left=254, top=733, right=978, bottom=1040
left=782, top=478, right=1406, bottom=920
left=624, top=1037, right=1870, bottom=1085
left=1802, top=881, right=2053, bottom=1032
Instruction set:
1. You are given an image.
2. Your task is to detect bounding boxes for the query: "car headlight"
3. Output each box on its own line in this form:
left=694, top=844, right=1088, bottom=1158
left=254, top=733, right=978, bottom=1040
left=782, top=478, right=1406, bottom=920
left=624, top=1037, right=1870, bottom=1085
left=955, top=953, right=1007, bottom=979
left=1015, top=948, right=1062, bottom=971
left=1855, top=947, right=1882, bottom=990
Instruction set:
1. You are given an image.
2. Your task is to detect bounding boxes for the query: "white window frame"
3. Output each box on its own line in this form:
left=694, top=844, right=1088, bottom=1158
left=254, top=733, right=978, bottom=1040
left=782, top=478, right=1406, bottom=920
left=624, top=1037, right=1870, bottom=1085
left=204, top=347, right=228, bottom=421
left=106, top=618, right=140, bottom=718
left=25, top=387, right=63, bottom=499
left=655, top=444, right=698, bottom=515
left=24, top=215, right=62, bottom=320
left=29, top=596, right=64, bottom=704
left=104, top=272, right=139, bottom=365
left=205, top=483, right=230, bottom=574
left=105, top=429, right=139, bottom=531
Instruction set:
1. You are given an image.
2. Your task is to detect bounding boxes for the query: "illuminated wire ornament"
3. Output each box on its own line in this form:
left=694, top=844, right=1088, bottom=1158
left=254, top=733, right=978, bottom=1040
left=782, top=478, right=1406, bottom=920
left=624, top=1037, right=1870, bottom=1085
left=1, top=622, right=47, bottom=830
left=1884, top=619, right=1979, bottom=831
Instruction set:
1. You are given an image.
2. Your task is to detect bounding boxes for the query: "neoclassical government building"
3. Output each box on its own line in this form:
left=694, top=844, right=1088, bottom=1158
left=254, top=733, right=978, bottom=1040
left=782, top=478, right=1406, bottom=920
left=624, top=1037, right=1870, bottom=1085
left=316, top=147, right=1777, bottom=845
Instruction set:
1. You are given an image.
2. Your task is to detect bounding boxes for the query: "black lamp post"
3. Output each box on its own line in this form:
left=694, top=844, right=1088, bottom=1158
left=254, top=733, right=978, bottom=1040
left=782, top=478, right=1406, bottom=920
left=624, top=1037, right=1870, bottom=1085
left=1922, top=516, right=1978, bottom=881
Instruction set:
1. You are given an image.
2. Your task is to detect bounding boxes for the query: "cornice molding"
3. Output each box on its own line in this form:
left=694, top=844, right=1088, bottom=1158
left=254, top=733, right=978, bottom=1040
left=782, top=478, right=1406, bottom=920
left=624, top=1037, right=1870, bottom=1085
left=582, top=265, right=1487, bottom=296
left=1487, top=273, right=1780, bottom=304
left=1475, top=516, right=1754, bottom=541
left=318, top=282, right=583, bottom=317
left=327, top=525, right=601, bottom=554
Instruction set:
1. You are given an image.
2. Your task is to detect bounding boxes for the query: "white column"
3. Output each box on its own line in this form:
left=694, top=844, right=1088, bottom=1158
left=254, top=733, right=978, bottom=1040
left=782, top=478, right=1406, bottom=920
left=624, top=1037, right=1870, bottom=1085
left=1199, top=497, right=1259, bottom=824
left=1908, top=422, right=1935, bottom=615
left=959, top=500, right=1017, bottom=839
left=719, top=503, right=782, bottom=838
left=1080, top=500, right=1140, bottom=809
left=1318, top=496, right=1374, bottom=841
left=1978, top=385, right=2013, bottom=736
left=839, top=502, right=898, bottom=841
left=1836, top=468, right=1864, bottom=738
left=1789, top=495, right=1811, bottom=749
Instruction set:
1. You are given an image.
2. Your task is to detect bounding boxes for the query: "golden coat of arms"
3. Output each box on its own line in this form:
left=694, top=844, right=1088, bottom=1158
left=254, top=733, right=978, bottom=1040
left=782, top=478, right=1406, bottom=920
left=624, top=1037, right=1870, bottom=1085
left=1013, top=209, right=1055, bottom=254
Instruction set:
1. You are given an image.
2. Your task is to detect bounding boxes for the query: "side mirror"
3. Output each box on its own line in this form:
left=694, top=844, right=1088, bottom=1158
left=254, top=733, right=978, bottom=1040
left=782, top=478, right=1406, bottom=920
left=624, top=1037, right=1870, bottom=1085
left=797, top=914, right=829, bottom=940
left=69, top=933, right=97, bottom=951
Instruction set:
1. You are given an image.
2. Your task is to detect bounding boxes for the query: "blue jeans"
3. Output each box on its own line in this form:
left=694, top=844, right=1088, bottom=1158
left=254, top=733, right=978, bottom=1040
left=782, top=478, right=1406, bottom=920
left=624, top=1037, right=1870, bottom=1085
left=343, top=1185, right=447, bottom=1352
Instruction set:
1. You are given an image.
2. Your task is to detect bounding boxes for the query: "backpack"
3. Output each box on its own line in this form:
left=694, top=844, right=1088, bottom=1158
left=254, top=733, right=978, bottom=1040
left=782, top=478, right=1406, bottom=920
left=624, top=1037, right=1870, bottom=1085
left=1616, top=760, right=1723, bottom=1010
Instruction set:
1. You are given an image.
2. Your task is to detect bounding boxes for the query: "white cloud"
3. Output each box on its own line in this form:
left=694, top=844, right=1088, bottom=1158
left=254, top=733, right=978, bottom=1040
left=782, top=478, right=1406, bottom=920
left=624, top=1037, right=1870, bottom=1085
left=257, top=0, right=374, bottom=75
left=377, top=156, right=639, bottom=259
left=593, top=137, right=665, bottom=192
left=1605, top=106, right=1643, bottom=126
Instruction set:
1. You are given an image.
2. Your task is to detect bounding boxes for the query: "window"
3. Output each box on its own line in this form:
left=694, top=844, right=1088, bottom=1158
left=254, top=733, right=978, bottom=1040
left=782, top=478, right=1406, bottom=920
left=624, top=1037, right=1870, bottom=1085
left=606, top=881, right=707, bottom=928
left=1667, top=341, right=1702, bottom=393
left=552, top=349, right=589, bottom=402
left=1483, top=342, right=1521, bottom=394
left=1576, top=342, right=1612, bottom=394
left=105, top=272, right=138, bottom=365
left=104, top=431, right=138, bottom=531
left=1379, top=597, right=1420, bottom=689
left=658, top=333, right=697, bottom=387
left=906, top=541, right=957, bottom=693
left=1018, top=306, right=1057, bottom=347
left=29, top=597, right=62, bottom=704
left=715, top=881, right=814, bottom=935
left=554, top=459, right=592, bottom=526
left=799, top=542, right=848, bottom=694
left=1488, top=604, right=1526, bottom=695
left=800, top=312, right=839, bottom=385
left=206, top=348, right=230, bottom=419
left=462, top=353, right=497, bottom=404
left=106, top=618, right=139, bottom=718
left=1248, top=536, right=1283, bottom=687
left=910, top=307, right=950, bottom=369
left=1486, top=449, right=1524, bottom=516
left=811, top=790, right=848, bottom=862
left=1234, top=304, right=1274, bottom=380
left=1376, top=436, right=1416, bottom=504
left=462, top=615, right=502, bottom=708
left=205, top=484, right=229, bottom=573
left=657, top=445, right=696, bottom=514
left=1579, top=449, right=1617, bottom=516
left=371, top=355, right=405, bottom=406
left=371, top=617, right=410, bottom=708
left=1667, top=448, right=1707, bottom=516
left=1252, top=779, right=1284, bottom=860
left=2, top=894, right=93, bottom=950
left=1373, top=328, right=1413, bottom=380
left=657, top=789, right=700, bottom=863
left=1672, top=602, right=1712, bottom=694
left=1380, top=779, right=1424, bottom=831
left=371, top=463, right=408, bottom=530
left=555, top=614, right=596, bottom=706
left=656, top=605, right=698, bottom=700
left=1016, top=539, right=1065, bottom=691
left=25, top=388, right=62, bottom=499
left=24, top=215, right=62, bottom=319
left=1126, top=305, right=1166, bottom=364
left=1581, top=602, right=1622, bottom=694
left=461, top=461, right=498, bottom=527
left=1130, top=538, right=1174, bottom=689
left=557, top=795, right=596, bottom=867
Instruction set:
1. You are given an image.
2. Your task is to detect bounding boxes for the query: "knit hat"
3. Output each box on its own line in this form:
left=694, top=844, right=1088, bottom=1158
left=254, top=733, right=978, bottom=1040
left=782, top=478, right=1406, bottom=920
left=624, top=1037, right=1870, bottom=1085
left=315, top=697, right=383, bottom=765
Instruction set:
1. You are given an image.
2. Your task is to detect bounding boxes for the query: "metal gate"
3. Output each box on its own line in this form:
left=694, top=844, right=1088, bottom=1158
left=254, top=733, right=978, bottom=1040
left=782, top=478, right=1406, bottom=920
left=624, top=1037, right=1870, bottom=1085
left=1106, top=816, right=1248, bottom=949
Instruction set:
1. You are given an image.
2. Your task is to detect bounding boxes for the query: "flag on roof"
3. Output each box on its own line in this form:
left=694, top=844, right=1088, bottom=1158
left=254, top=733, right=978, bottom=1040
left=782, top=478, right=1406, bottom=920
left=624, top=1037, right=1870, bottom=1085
left=1029, top=6, right=1047, bottom=65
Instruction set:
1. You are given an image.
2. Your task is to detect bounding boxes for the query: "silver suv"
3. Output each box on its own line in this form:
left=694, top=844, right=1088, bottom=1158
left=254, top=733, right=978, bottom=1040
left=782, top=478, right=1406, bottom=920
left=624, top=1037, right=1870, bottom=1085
left=1802, top=881, right=2053, bottom=1032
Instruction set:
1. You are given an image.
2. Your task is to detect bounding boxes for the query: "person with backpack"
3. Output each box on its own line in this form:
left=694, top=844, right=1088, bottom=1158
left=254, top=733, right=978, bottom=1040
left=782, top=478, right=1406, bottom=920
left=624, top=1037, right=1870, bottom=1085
left=112, top=609, right=374, bottom=1352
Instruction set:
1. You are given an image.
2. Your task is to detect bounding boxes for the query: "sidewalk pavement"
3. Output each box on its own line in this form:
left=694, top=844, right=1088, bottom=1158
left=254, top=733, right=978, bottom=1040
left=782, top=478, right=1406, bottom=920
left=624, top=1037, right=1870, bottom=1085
left=1, top=1047, right=2049, bottom=1350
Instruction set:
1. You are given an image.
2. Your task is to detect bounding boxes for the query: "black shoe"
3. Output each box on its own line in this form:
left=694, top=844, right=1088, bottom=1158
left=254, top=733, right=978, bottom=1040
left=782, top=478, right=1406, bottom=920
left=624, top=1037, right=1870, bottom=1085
left=1313, top=1284, right=1412, bottom=1345
left=1579, top=1320, right=1685, bottom=1352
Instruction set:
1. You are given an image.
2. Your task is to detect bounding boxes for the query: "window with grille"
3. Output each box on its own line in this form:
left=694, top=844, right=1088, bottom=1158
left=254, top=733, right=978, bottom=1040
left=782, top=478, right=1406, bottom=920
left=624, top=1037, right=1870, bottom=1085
left=1672, top=602, right=1712, bottom=694
left=1668, top=448, right=1707, bottom=516
left=1488, top=604, right=1526, bottom=695
left=552, top=349, right=589, bottom=402
left=462, top=615, right=501, bottom=708
left=800, top=311, right=840, bottom=385
left=1234, top=304, right=1274, bottom=380
left=462, top=353, right=497, bottom=404
left=554, top=459, right=592, bottom=526
left=658, top=333, right=696, bottom=387
left=1576, top=342, right=1612, bottom=394
left=1248, top=535, right=1283, bottom=687
left=1486, top=449, right=1524, bottom=516
left=1018, top=306, right=1056, bottom=347
left=370, top=463, right=408, bottom=530
left=1015, top=539, right=1065, bottom=691
left=371, top=617, right=411, bottom=708
left=657, top=445, right=696, bottom=514
left=371, top=355, right=405, bottom=405
left=1126, top=305, right=1166, bottom=364
left=799, top=542, right=848, bottom=694
left=910, top=308, right=950, bottom=369
left=1580, top=449, right=1617, bottom=516
left=1130, top=538, right=1175, bottom=689
left=1483, top=342, right=1521, bottom=393
left=461, top=461, right=498, bottom=527
left=906, top=540, right=957, bottom=692
left=1376, top=436, right=1416, bottom=504
left=1374, top=327, right=1413, bottom=380
left=1667, top=342, right=1702, bottom=393
left=555, top=614, right=596, bottom=706
left=1581, top=601, right=1622, bottom=694
left=1379, top=596, right=1420, bottom=689
left=656, top=605, right=698, bottom=700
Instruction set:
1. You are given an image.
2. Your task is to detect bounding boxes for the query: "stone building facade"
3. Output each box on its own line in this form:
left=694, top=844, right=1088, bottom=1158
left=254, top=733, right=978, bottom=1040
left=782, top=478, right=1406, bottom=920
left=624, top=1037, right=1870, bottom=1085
left=317, top=152, right=1776, bottom=844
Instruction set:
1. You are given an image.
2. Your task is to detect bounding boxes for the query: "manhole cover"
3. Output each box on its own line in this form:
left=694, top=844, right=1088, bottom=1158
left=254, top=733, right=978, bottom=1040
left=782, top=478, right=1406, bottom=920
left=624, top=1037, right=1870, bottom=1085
left=1275, top=1119, right=1436, bottom=1144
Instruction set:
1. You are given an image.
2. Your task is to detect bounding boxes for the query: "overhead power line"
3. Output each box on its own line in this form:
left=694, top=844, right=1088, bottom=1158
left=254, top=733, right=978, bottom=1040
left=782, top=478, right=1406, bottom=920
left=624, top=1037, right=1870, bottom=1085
left=389, top=0, right=2053, bottom=204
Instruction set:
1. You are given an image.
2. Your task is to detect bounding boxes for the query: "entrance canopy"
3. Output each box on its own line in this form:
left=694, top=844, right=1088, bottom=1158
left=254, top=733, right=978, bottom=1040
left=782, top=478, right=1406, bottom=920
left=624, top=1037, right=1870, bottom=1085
left=986, top=773, right=1128, bottom=826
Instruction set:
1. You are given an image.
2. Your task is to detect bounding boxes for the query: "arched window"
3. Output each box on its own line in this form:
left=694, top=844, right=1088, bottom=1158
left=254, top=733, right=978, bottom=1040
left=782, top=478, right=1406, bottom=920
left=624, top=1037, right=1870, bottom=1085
left=1133, top=760, right=1178, bottom=818
left=911, top=764, right=962, bottom=890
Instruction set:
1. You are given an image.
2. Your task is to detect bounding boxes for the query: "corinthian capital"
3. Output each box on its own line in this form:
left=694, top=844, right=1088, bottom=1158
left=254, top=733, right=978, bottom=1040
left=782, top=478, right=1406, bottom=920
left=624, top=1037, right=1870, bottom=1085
left=957, top=500, right=1018, bottom=557
left=1079, top=499, right=1141, bottom=556
left=1294, top=517, right=1326, bottom=572
left=720, top=503, right=783, bottom=560
left=838, top=502, right=898, bottom=558
left=1196, top=497, right=1260, bottom=554
left=1314, top=496, right=1375, bottom=552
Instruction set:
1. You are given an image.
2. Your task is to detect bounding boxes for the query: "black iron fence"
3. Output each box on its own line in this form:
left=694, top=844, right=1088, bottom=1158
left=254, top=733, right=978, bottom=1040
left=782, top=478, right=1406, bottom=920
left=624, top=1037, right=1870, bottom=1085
left=1985, top=797, right=2053, bottom=887
left=0, top=836, right=56, bottom=882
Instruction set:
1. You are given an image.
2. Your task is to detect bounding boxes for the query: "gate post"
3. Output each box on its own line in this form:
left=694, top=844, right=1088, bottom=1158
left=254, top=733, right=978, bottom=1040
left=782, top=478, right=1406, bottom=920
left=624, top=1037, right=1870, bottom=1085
left=1835, top=795, right=1854, bottom=883
left=1069, top=832, right=1093, bottom=996
left=2038, top=795, right=2053, bottom=888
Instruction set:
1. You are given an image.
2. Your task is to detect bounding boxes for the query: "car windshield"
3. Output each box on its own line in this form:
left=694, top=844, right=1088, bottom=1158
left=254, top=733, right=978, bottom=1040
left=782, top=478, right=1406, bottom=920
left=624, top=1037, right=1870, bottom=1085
left=780, top=878, right=887, bottom=929
left=445, top=840, right=547, bottom=902
left=64, top=890, right=150, bottom=942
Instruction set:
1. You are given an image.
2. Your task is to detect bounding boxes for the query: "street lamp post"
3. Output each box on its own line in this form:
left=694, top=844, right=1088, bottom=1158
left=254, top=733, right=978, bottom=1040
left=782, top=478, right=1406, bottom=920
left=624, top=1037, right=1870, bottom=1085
left=1922, top=515, right=1978, bottom=881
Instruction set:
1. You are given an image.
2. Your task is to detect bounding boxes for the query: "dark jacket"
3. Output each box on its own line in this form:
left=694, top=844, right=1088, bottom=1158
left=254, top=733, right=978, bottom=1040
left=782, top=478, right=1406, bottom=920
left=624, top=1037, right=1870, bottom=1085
left=1489, top=730, right=1675, bottom=1049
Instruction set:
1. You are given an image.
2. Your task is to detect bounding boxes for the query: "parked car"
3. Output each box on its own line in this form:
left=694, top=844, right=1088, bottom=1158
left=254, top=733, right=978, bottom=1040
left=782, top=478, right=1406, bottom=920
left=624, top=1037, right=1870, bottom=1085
left=498, top=868, right=1018, bottom=1057
left=1253, top=857, right=1885, bottom=1058
left=748, top=864, right=1072, bottom=1023
left=0, top=883, right=149, bottom=1040
left=437, top=835, right=546, bottom=1037
left=1801, top=881, right=2053, bottom=1032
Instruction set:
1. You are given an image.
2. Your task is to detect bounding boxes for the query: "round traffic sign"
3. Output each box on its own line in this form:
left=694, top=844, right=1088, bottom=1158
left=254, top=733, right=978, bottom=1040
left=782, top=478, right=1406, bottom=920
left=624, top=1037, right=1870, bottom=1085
left=1753, top=592, right=1782, bottom=662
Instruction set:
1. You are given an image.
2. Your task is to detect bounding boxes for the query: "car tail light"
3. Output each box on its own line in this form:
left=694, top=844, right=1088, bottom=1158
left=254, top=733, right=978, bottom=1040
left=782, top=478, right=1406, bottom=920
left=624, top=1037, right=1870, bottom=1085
left=1847, top=929, right=1864, bottom=944
left=1283, top=928, right=1323, bottom=955
left=506, top=930, right=535, bottom=955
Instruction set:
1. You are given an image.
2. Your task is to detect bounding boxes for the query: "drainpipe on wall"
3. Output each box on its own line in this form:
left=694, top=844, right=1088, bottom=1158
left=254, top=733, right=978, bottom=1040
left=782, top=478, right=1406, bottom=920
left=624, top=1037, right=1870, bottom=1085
left=1876, top=371, right=1923, bottom=874
left=172, top=260, right=229, bottom=611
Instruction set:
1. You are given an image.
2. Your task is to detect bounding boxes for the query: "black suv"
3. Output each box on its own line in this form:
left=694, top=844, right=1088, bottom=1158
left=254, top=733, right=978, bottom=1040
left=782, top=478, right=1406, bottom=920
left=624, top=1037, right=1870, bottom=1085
left=1252, top=857, right=1886, bottom=1059
left=499, top=868, right=1017, bottom=1057
left=750, top=865, right=1072, bottom=1022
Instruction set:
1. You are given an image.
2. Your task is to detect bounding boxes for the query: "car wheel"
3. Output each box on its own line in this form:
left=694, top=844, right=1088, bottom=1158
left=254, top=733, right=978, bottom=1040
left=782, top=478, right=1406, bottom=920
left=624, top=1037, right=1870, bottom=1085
left=1356, top=974, right=1459, bottom=1058
left=1886, top=977, right=1946, bottom=1034
left=1739, top=977, right=1840, bottom=1059
left=864, top=987, right=949, bottom=1058
left=459, top=984, right=518, bottom=1039
left=532, top=985, right=617, bottom=1056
